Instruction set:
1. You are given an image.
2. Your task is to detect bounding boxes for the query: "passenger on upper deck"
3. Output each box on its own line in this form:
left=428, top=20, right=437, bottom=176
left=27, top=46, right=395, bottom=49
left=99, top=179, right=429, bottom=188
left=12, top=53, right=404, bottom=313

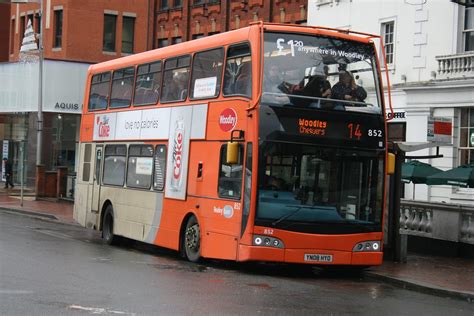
left=320, top=66, right=332, bottom=99
left=331, top=70, right=367, bottom=104
left=164, top=71, right=188, bottom=101
left=261, top=65, right=291, bottom=105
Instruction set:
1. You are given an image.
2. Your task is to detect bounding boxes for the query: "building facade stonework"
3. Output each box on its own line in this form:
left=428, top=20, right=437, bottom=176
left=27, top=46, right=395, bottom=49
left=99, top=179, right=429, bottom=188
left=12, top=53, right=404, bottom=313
left=308, top=0, right=473, bottom=205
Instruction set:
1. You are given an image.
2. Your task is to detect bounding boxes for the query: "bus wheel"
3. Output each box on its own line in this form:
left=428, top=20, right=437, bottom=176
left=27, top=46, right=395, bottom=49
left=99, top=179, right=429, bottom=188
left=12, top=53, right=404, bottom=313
left=102, top=205, right=116, bottom=245
left=184, top=216, right=201, bottom=262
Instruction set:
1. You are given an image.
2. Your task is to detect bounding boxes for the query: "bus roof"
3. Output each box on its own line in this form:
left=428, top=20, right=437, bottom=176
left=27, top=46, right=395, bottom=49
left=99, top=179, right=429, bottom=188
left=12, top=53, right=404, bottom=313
left=88, top=22, right=379, bottom=74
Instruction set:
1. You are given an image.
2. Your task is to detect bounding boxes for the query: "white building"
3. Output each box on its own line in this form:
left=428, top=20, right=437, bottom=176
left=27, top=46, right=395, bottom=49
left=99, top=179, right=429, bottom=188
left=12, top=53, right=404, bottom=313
left=308, top=0, right=474, bottom=205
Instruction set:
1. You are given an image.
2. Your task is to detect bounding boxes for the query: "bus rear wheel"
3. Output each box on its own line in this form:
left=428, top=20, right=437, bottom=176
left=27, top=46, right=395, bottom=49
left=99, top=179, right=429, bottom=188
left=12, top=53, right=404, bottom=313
left=183, top=216, right=201, bottom=262
left=102, top=205, right=116, bottom=245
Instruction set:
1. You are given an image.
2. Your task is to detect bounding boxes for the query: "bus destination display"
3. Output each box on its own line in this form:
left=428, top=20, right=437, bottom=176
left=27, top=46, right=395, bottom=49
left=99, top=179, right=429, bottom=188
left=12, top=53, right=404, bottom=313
left=261, top=105, right=385, bottom=149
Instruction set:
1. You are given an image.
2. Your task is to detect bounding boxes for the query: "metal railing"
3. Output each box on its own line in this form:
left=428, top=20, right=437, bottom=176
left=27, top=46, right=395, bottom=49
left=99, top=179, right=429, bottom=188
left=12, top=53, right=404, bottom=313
left=436, top=52, right=474, bottom=78
left=400, top=200, right=474, bottom=245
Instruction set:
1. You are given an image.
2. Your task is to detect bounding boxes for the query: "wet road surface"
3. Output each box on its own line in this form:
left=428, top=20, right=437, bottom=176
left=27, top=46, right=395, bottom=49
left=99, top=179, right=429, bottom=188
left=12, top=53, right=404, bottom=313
left=1, top=211, right=472, bottom=315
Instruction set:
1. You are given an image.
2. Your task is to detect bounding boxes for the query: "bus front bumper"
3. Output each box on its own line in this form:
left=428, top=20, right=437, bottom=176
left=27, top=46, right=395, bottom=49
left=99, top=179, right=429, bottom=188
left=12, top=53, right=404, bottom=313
left=238, top=245, right=383, bottom=266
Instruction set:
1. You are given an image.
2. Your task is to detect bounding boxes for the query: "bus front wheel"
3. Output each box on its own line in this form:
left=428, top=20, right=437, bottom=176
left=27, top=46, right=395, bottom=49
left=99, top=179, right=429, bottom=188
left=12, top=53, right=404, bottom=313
left=102, top=205, right=116, bottom=245
left=183, top=216, right=201, bottom=262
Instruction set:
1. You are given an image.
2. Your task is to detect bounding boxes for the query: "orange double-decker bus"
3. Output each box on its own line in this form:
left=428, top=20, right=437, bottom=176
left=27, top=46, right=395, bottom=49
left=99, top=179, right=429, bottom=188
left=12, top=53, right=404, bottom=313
left=74, top=22, right=393, bottom=266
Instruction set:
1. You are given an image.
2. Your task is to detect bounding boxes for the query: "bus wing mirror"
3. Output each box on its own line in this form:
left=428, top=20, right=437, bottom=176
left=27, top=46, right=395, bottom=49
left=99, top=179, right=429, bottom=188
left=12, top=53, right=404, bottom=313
left=386, top=153, right=395, bottom=175
left=226, top=142, right=239, bottom=165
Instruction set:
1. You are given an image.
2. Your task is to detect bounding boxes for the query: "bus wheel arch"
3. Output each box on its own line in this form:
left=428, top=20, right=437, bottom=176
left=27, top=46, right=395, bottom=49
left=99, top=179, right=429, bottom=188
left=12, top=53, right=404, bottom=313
left=180, top=213, right=201, bottom=262
left=100, top=201, right=116, bottom=245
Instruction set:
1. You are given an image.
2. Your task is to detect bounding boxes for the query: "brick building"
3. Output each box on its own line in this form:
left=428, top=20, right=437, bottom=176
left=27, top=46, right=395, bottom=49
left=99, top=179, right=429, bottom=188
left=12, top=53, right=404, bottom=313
left=4, top=0, right=154, bottom=63
left=0, top=0, right=153, bottom=195
left=154, top=0, right=308, bottom=47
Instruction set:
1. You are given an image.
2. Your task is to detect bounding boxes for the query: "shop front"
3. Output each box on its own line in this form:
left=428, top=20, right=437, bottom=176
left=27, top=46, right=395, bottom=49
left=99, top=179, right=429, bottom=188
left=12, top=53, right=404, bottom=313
left=0, top=60, right=89, bottom=198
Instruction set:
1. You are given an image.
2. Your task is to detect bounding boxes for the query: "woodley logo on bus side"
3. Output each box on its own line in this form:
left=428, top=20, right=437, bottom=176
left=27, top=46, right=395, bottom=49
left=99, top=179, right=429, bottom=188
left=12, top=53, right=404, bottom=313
left=219, top=108, right=237, bottom=132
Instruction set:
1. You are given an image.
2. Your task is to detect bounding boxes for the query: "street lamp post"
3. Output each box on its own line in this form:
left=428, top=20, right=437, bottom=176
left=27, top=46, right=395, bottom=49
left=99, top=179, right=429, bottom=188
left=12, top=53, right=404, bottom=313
left=37, top=0, right=43, bottom=167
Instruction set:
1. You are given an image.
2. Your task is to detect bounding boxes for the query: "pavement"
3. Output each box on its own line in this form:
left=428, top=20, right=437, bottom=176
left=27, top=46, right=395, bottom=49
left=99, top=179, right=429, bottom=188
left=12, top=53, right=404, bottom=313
left=1, top=186, right=473, bottom=303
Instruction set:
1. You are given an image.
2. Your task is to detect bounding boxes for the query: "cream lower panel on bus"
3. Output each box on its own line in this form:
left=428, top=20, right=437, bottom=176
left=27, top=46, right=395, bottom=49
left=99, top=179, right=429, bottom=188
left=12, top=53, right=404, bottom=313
left=74, top=182, right=100, bottom=229
left=99, top=186, right=164, bottom=243
left=73, top=182, right=88, bottom=227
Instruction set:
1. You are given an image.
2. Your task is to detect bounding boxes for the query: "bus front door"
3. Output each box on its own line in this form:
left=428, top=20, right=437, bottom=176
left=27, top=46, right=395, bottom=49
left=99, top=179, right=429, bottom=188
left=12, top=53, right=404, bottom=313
left=91, top=145, right=103, bottom=214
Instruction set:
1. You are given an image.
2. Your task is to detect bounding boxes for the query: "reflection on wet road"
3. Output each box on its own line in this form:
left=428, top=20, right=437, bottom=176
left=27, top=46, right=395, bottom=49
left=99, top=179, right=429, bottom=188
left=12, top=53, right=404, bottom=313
left=1, top=211, right=472, bottom=315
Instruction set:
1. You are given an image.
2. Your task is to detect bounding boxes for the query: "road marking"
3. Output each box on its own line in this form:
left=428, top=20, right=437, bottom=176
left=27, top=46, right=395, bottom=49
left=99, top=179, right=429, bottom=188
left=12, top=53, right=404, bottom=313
left=0, top=289, right=34, bottom=295
left=68, top=305, right=136, bottom=315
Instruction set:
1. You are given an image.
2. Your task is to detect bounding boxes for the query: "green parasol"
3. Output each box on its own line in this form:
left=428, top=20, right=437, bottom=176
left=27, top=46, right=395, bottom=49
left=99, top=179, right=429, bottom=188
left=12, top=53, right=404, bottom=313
left=426, top=163, right=474, bottom=188
left=401, top=160, right=442, bottom=184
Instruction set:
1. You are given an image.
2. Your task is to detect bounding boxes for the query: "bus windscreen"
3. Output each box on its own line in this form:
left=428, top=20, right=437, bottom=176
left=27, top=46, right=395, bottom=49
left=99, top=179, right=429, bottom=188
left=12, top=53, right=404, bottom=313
left=262, top=32, right=382, bottom=114
left=256, top=143, right=384, bottom=234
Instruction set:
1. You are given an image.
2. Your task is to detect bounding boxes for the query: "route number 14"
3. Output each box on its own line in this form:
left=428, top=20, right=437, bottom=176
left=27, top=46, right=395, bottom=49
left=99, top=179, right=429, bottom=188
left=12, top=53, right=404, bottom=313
left=348, top=123, right=362, bottom=140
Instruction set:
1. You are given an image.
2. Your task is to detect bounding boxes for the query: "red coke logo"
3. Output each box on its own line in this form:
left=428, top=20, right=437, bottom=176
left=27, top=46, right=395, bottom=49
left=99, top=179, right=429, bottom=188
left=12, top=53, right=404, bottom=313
left=219, top=108, right=237, bottom=132
left=97, top=116, right=110, bottom=137
left=173, top=132, right=183, bottom=180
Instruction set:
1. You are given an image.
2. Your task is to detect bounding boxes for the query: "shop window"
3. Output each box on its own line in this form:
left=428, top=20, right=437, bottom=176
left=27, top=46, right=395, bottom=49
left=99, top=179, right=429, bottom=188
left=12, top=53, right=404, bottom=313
left=387, top=122, right=406, bottom=142
left=154, top=145, right=167, bottom=191
left=35, top=13, right=41, bottom=36
left=19, top=16, right=25, bottom=49
left=122, top=16, right=135, bottom=54
left=157, top=38, right=168, bottom=48
left=88, top=72, right=111, bottom=110
left=134, top=61, right=162, bottom=106
left=174, top=0, right=183, bottom=8
left=110, top=67, right=135, bottom=108
left=53, top=10, right=63, bottom=48
left=218, top=144, right=244, bottom=199
left=127, top=145, right=154, bottom=189
left=172, top=37, right=182, bottom=45
left=190, top=48, right=224, bottom=99
left=465, top=7, right=474, bottom=51
left=103, top=14, right=117, bottom=52
left=10, top=18, right=15, bottom=54
left=103, top=145, right=127, bottom=186
left=381, top=21, right=395, bottom=65
left=161, top=0, right=169, bottom=10
left=459, top=107, right=474, bottom=165
left=223, top=43, right=252, bottom=97
left=161, top=55, right=191, bottom=102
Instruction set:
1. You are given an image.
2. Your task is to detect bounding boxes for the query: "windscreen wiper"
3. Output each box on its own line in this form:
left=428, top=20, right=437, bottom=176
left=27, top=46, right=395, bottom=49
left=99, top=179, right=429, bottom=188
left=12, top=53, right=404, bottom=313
left=271, top=205, right=314, bottom=227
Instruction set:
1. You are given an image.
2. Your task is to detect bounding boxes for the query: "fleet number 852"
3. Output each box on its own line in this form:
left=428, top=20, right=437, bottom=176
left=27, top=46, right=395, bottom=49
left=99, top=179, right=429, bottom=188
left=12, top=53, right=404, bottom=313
left=368, top=129, right=383, bottom=137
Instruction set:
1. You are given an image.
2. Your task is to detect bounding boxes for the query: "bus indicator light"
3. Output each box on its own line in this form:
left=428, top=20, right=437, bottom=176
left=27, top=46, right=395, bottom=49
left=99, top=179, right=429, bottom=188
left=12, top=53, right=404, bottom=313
left=219, top=108, right=237, bottom=132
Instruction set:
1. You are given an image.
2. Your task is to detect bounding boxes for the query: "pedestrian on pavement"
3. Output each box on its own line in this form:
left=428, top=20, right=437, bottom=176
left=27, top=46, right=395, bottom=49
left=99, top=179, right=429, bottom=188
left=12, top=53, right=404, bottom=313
left=3, top=157, right=14, bottom=189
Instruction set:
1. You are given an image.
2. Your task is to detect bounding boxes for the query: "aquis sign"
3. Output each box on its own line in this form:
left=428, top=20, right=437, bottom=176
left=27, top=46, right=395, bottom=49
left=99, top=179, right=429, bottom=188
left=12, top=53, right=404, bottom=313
left=219, top=108, right=237, bottom=132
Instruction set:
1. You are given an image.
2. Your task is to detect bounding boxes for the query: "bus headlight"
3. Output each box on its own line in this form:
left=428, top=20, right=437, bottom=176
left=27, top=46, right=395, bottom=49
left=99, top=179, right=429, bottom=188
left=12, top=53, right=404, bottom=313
left=353, top=241, right=381, bottom=252
left=253, top=235, right=284, bottom=249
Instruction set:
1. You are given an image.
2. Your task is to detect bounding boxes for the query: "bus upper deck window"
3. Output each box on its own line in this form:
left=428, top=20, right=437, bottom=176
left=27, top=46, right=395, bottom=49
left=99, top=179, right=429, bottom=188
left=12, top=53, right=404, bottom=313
left=190, top=48, right=224, bottom=100
left=134, top=61, right=162, bottom=106
left=110, top=66, right=135, bottom=108
left=88, top=72, right=111, bottom=111
left=223, top=43, right=252, bottom=98
left=161, top=55, right=191, bottom=103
